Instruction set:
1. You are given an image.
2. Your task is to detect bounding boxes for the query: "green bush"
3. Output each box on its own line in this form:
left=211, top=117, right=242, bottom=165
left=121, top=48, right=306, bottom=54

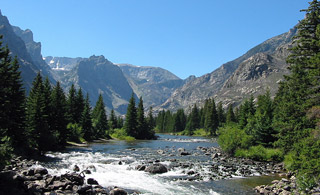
left=284, top=135, right=320, bottom=190
left=217, top=123, right=253, bottom=155
left=67, top=123, right=84, bottom=143
left=111, top=128, right=135, bottom=141
left=0, top=137, right=13, bottom=169
left=235, top=145, right=283, bottom=162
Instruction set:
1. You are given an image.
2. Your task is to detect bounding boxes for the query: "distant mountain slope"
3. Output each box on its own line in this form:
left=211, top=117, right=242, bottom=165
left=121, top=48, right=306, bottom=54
left=0, top=10, right=54, bottom=91
left=57, top=55, right=134, bottom=114
left=159, top=27, right=297, bottom=111
left=117, top=63, right=185, bottom=108
left=44, top=56, right=85, bottom=70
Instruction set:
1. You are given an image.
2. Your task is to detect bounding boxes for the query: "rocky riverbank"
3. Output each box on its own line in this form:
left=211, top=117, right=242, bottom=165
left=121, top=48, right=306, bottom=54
left=255, top=174, right=320, bottom=195
left=0, top=145, right=300, bottom=195
left=0, top=156, right=128, bottom=195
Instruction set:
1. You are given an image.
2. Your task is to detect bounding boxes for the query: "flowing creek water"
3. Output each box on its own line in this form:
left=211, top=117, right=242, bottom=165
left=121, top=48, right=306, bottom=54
left=38, top=134, right=281, bottom=195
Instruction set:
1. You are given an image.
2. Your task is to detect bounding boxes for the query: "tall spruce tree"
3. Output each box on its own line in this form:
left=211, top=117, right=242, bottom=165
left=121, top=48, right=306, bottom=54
left=66, top=84, right=77, bottom=124
left=26, top=72, right=52, bottom=153
left=136, top=97, right=147, bottom=139
left=186, top=104, right=200, bottom=134
left=81, top=93, right=93, bottom=141
left=74, top=87, right=85, bottom=123
left=109, top=109, right=117, bottom=130
left=146, top=107, right=155, bottom=131
left=125, top=93, right=138, bottom=137
left=92, top=94, right=108, bottom=138
left=273, top=0, right=320, bottom=151
left=50, top=82, right=68, bottom=146
left=217, top=102, right=225, bottom=125
left=0, top=42, right=27, bottom=151
left=226, top=104, right=236, bottom=124
left=173, top=109, right=186, bottom=132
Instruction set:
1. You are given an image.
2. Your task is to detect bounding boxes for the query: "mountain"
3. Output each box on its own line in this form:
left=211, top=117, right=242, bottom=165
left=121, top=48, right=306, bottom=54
left=0, top=10, right=54, bottom=91
left=56, top=55, right=134, bottom=114
left=44, top=56, right=85, bottom=70
left=160, top=27, right=297, bottom=111
left=117, top=63, right=186, bottom=109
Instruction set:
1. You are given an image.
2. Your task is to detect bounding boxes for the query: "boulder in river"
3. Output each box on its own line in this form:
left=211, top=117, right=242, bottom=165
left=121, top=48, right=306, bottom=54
left=110, top=187, right=128, bottom=195
left=180, top=151, right=191, bottom=156
left=87, top=178, right=99, bottom=185
left=145, top=164, right=168, bottom=174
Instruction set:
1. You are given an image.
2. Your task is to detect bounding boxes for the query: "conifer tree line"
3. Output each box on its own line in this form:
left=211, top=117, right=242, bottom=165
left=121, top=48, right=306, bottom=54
left=0, top=36, right=155, bottom=165
left=219, top=0, right=320, bottom=190
left=154, top=99, right=225, bottom=136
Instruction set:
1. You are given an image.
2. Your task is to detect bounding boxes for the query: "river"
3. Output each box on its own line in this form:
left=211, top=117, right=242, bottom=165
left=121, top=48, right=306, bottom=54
left=37, top=134, right=279, bottom=195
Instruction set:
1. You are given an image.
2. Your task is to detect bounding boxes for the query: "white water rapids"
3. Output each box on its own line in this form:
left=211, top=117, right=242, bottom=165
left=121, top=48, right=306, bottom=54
left=40, top=151, right=219, bottom=195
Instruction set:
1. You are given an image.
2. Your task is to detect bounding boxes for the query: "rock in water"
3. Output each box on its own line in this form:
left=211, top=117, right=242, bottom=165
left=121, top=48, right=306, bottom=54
left=110, top=187, right=128, bottom=195
left=87, top=178, right=99, bottom=185
left=145, top=164, right=168, bottom=174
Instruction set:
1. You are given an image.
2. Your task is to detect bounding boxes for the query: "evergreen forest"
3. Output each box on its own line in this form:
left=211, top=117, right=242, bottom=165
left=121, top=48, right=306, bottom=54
left=0, top=0, right=320, bottom=192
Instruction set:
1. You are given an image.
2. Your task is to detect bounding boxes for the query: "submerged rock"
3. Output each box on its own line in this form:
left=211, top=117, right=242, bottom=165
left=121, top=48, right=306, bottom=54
left=110, top=187, right=128, bottom=195
left=145, top=164, right=168, bottom=174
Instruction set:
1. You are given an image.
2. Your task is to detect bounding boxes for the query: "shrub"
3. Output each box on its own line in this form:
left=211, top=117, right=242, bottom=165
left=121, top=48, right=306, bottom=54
left=284, top=135, right=320, bottom=190
left=67, top=123, right=84, bottom=143
left=111, top=128, right=135, bottom=141
left=217, top=123, right=253, bottom=155
left=235, top=145, right=283, bottom=162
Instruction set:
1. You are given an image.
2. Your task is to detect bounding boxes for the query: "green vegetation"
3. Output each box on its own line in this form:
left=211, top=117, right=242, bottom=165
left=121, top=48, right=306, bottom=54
left=0, top=37, right=155, bottom=167
left=110, top=128, right=135, bottom=141
left=216, top=1, right=320, bottom=191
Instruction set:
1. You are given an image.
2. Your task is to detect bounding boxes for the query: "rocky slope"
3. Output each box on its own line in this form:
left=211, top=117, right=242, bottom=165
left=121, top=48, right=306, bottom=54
left=117, top=63, right=186, bottom=108
left=44, top=56, right=85, bottom=70
left=159, top=27, right=297, bottom=111
left=57, top=55, right=134, bottom=114
left=0, top=10, right=54, bottom=91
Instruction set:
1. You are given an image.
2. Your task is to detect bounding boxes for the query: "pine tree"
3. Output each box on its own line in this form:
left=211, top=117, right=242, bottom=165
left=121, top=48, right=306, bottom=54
left=173, top=109, right=186, bottom=132
left=26, top=72, right=52, bottom=153
left=109, top=109, right=118, bottom=130
left=217, top=102, right=225, bottom=125
left=273, top=0, right=320, bottom=151
left=124, top=93, right=138, bottom=137
left=66, top=84, right=77, bottom=124
left=245, top=91, right=275, bottom=146
left=186, top=104, right=200, bottom=134
left=50, top=81, right=68, bottom=146
left=226, top=104, right=236, bottom=124
left=0, top=42, right=27, bottom=151
left=146, top=107, right=155, bottom=130
left=136, top=97, right=147, bottom=138
left=92, top=94, right=108, bottom=138
left=74, top=87, right=85, bottom=124
left=81, top=93, right=93, bottom=141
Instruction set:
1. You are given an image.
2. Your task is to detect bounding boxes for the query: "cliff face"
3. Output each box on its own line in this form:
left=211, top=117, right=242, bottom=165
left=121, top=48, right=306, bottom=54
left=117, top=63, right=185, bottom=109
left=57, top=55, right=134, bottom=114
left=0, top=11, right=54, bottom=91
left=158, top=28, right=297, bottom=111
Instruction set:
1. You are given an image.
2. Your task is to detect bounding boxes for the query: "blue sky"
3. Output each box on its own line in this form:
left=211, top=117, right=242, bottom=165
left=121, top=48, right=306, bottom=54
left=1, top=0, right=308, bottom=79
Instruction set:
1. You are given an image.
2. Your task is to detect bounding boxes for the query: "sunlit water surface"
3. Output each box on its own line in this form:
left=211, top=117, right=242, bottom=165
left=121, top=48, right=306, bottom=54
left=38, top=134, right=278, bottom=195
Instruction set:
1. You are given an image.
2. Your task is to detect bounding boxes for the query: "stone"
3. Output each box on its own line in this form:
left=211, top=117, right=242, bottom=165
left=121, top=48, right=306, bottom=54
left=73, top=165, right=80, bottom=172
left=77, top=185, right=92, bottom=194
left=145, top=164, right=168, bottom=174
left=180, top=151, right=191, bottom=156
left=157, top=150, right=165, bottom=154
left=83, top=169, right=92, bottom=174
left=177, top=148, right=185, bottom=153
left=211, top=153, right=218, bottom=159
left=34, top=167, right=48, bottom=175
left=87, top=178, right=99, bottom=185
left=136, top=165, right=146, bottom=171
left=110, top=187, right=128, bottom=195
